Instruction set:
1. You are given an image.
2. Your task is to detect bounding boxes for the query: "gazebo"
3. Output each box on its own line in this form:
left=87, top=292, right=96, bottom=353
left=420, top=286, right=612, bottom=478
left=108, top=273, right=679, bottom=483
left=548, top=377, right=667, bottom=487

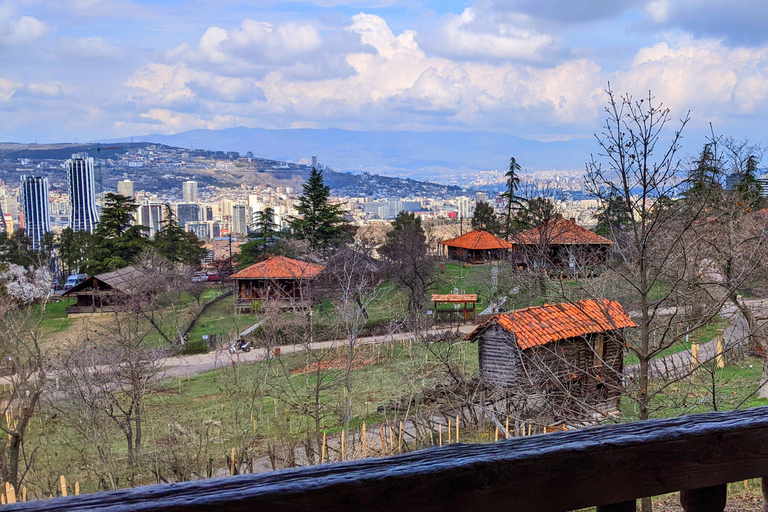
left=431, top=294, right=478, bottom=324
left=230, top=255, right=325, bottom=311
left=439, top=230, right=513, bottom=264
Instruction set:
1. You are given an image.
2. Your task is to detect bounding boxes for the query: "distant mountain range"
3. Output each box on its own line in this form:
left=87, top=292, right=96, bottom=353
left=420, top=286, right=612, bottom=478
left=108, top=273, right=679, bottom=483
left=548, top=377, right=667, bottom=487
left=110, top=127, right=596, bottom=182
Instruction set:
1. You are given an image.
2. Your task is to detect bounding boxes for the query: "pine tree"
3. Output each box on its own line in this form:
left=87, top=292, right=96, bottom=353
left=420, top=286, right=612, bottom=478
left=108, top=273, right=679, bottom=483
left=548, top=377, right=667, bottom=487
left=153, top=205, right=207, bottom=266
left=290, top=168, right=347, bottom=253
left=238, top=207, right=280, bottom=267
left=471, top=201, right=501, bottom=234
left=84, top=193, right=148, bottom=274
left=501, top=157, right=524, bottom=237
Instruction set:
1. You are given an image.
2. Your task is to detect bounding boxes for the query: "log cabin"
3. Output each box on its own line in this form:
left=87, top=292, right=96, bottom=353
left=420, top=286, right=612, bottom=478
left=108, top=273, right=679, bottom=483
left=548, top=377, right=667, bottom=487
left=62, top=266, right=148, bottom=315
left=466, top=299, right=635, bottom=404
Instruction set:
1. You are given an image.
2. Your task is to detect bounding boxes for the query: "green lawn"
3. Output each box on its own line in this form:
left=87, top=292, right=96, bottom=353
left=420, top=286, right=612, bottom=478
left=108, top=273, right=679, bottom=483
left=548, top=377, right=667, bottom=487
left=38, top=297, right=76, bottom=336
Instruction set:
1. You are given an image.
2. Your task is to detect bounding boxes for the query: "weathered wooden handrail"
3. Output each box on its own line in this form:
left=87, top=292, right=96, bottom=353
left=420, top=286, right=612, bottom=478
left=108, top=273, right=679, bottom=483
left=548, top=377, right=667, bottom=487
left=9, top=406, right=768, bottom=511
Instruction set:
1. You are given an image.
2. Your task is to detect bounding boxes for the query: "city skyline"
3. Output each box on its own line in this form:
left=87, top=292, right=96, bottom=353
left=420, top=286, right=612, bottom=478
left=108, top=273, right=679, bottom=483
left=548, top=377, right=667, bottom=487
left=2, top=0, right=768, bottom=149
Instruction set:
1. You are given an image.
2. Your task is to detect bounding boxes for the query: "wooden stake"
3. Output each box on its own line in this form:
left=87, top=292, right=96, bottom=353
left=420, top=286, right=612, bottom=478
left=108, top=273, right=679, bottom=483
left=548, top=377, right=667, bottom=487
left=495, top=427, right=499, bottom=442
left=60, top=475, right=67, bottom=497
left=448, top=419, right=451, bottom=443
left=717, top=336, right=725, bottom=368
left=389, top=426, right=394, bottom=449
left=75, top=482, right=80, bottom=496
left=341, top=430, right=346, bottom=461
left=178, top=378, right=181, bottom=393
left=398, top=421, right=403, bottom=453
left=362, top=423, right=366, bottom=450
left=380, top=425, right=385, bottom=451
left=230, top=448, right=235, bottom=475
left=439, top=426, right=442, bottom=446
left=6, top=482, right=15, bottom=504
left=322, top=433, right=327, bottom=463
left=22, top=487, right=26, bottom=502
left=506, top=417, right=510, bottom=439
left=691, top=341, right=700, bottom=371
left=456, top=415, right=459, bottom=443
left=2, top=493, right=6, bottom=504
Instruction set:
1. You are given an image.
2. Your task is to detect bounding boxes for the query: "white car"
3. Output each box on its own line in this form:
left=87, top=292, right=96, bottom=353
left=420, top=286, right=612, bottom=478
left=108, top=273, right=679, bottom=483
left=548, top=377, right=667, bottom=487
left=191, top=272, right=208, bottom=283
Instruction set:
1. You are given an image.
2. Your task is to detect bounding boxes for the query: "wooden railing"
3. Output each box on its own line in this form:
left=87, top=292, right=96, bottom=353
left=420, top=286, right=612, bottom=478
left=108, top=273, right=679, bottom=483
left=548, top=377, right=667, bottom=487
left=8, top=406, right=768, bottom=511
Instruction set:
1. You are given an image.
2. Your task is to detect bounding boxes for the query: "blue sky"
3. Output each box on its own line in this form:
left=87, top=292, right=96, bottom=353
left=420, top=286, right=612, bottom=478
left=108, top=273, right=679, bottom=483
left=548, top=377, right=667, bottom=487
left=3, top=0, right=768, bottom=145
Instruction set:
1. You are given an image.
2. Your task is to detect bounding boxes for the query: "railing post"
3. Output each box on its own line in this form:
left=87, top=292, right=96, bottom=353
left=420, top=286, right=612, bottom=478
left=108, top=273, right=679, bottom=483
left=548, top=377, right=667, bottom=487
left=762, top=476, right=768, bottom=512
left=679, top=484, right=727, bottom=512
left=597, top=500, right=635, bottom=511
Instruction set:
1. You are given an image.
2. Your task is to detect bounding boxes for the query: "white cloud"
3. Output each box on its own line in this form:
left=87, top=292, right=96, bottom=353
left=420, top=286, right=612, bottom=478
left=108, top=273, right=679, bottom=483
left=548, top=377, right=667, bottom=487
left=615, top=37, right=768, bottom=119
left=0, top=2, right=48, bottom=46
left=426, top=7, right=563, bottom=62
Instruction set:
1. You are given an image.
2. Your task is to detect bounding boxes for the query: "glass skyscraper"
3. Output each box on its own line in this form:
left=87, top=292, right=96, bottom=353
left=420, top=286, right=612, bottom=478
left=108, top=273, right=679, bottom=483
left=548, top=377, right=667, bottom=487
left=20, top=176, right=51, bottom=250
left=67, top=153, right=99, bottom=233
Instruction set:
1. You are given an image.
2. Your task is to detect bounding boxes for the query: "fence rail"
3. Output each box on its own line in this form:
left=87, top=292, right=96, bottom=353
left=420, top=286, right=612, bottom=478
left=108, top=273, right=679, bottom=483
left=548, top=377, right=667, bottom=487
left=7, top=406, right=768, bottom=511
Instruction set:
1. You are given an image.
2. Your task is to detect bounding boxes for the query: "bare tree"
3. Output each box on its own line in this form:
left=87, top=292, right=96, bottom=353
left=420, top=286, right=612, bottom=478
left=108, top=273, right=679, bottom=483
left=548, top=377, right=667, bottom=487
left=327, top=245, right=389, bottom=432
left=57, top=310, right=166, bottom=481
left=0, top=293, right=49, bottom=492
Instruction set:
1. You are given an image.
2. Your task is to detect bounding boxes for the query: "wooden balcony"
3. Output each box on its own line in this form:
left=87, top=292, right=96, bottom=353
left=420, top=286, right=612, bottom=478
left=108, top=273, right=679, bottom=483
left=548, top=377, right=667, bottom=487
left=8, top=406, right=768, bottom=511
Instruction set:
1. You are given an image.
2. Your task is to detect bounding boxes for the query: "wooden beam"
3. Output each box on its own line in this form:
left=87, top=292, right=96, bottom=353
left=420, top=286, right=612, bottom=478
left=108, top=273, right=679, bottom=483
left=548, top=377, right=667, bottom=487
left=6, top=407, right=768, bottom=512
left=596, top=501, right=635, bottom=512
left=680, top=484, right=727, bottom=512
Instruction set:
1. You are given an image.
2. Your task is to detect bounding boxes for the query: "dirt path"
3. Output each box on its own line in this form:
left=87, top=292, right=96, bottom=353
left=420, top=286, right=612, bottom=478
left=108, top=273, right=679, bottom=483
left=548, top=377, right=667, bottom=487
left=160, top=325, right=477, bottom=380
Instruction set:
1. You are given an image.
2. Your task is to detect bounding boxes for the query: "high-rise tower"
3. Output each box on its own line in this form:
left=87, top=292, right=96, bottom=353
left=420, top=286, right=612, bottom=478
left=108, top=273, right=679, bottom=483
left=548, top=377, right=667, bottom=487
left=117, top=180, right=135, bottom=198
left=67, top=153, right=99, bottom=233
left=183, top=181, right=198, bottom=204
left=20, top=176, right=51, bottom=250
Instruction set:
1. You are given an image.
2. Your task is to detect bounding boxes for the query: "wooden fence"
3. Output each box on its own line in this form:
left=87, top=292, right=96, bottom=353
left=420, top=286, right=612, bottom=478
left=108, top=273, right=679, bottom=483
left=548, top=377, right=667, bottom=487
left=6, top=406, right=768, bottom=511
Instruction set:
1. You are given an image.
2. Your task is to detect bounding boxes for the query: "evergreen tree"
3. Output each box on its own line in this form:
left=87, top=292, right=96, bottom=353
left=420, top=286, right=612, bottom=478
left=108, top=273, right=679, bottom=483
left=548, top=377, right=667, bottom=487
left=84, top=193, right=149, bottom=274
left=686, top=143, right=723, bottom=198
left=471, top=201, right=501, bottom=234
left=514, top=196, right=558, bottom=230
left=153, top=205, right=207, bottom=266
left=290, top=168, right=347, bottom=253
left=501, top=157, right=524, bottom=237
left=594, top=193, right=632, bottom=237
left=57, top=227, right=93, bottom=276
left=238, top=207, right=280, bottom=267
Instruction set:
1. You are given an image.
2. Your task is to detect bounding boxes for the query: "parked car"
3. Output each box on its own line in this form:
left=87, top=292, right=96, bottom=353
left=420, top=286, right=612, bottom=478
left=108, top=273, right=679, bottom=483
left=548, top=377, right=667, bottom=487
left=192, top=272, right=209, bottom=283
left=206, top=273, right=220, bottom=282
left=63, top=273, right=88, bottom=291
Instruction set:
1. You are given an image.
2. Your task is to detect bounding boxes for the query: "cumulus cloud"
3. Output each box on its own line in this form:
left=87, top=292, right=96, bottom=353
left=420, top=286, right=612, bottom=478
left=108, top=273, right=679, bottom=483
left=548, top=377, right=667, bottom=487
left=0, top=2, right=48, bottom=46
left=422, top=7, right=565, bottom=63
left=614, top=37, right=768, bottom=118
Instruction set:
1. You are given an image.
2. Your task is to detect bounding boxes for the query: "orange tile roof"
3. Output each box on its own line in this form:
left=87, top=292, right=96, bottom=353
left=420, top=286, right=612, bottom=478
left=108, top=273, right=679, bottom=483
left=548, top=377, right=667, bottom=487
left=231, top=256, right=325, bottom=280
left=431, top=294, right=478, bottom=303
left=513, top=217, right=614, bottom=246
left=468, top=299, right=635, bottom=350
left=439, top=230, right=513, bottom=250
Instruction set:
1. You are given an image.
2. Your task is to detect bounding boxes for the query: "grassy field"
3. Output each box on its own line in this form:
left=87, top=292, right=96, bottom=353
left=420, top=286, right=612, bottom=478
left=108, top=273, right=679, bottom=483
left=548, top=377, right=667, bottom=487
left=623, top=316, right=730, bottom=365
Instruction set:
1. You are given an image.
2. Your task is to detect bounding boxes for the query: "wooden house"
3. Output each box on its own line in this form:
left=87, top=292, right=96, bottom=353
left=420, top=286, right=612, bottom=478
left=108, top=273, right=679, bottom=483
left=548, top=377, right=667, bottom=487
left=230, top=255, right=325, bottom=311
left=439, top=230, right=513, bottom=264
left=62, top=266, right=148, bottom=315
left=466, top=299, right=635, bottom=403
left=512, top=216, right=613, bottom=272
